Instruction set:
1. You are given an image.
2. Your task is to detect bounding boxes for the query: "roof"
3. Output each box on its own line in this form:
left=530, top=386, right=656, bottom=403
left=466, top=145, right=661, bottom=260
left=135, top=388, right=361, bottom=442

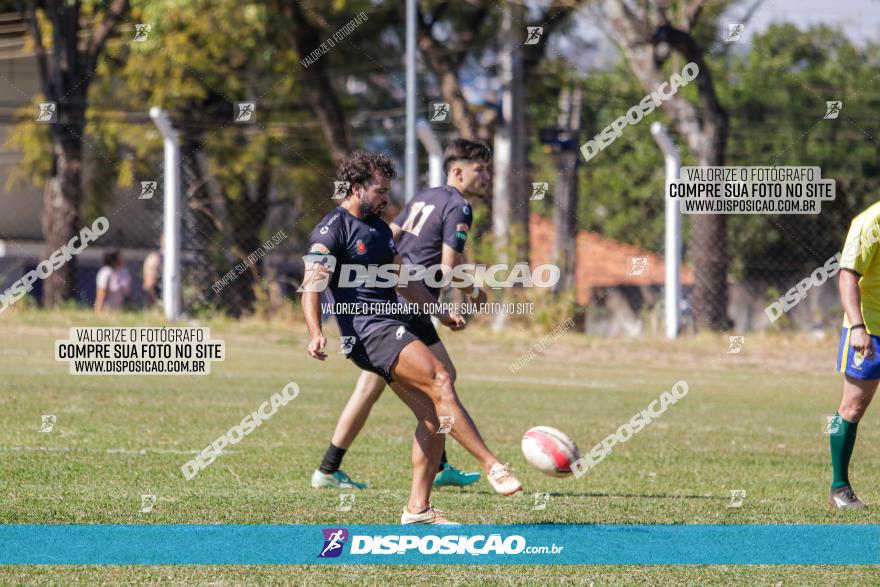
left=529, top=214, right=695, bottom=304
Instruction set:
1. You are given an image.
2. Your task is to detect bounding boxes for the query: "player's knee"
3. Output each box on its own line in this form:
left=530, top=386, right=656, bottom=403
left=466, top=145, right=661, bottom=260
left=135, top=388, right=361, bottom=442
left=840, top=399, right=868, bottom=422
left=430, top=367, right=456, bottom=403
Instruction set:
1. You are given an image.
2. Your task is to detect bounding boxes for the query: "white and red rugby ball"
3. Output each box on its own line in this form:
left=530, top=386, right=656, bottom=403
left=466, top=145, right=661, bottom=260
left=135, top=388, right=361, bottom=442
left=521, top=426, right=580, bottom=477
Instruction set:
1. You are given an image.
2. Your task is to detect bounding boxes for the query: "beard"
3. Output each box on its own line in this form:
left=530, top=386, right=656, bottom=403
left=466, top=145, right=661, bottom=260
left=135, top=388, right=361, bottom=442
left=359, top=198, right=381, bottom=219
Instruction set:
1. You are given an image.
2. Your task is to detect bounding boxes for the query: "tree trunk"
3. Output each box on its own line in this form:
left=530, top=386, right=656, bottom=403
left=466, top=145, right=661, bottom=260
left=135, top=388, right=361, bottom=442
left=601, top=0, right=731, bottom=329
left=24, top=0, right=129, bottom=308
left=41, top=127, right=83, bottom=306
left=692, top=125, right=730, bottom=329
left=553, top=86, right=581, bottom=294
left=221, top=156, right=271, bottom=317
left=180, top=135, right=218, bottom=310
left=493, top=4, right=530, bottom=261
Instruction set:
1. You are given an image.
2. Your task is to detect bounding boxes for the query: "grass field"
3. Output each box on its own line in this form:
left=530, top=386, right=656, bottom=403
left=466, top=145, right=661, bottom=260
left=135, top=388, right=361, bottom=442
left=1, top=308, right=879, bottom=585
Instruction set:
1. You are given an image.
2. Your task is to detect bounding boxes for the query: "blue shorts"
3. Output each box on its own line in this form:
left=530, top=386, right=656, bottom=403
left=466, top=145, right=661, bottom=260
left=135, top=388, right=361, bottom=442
left=837, top=326, right=880, bottom=380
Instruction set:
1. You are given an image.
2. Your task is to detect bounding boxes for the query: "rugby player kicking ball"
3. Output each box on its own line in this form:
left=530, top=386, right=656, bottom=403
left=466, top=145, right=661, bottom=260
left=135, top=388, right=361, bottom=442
left=302, top=151, right=521, bottom=524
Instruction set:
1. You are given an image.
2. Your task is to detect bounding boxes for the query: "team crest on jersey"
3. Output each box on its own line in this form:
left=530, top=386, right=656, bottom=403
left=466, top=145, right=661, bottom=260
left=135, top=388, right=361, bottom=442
left=356, top=240, right=366, bottom=255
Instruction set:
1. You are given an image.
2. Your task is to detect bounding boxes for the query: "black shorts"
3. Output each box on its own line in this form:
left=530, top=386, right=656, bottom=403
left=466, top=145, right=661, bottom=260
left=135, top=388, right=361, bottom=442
left=407, top=313, right=441, bottom=347
left=347, top=319, right=421, bottom=383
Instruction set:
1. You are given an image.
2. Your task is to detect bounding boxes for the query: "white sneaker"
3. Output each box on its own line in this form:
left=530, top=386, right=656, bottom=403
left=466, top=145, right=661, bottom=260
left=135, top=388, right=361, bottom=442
left=488, top=462, right=522, bottom=496
left=401, top=505, right=460, bottom=525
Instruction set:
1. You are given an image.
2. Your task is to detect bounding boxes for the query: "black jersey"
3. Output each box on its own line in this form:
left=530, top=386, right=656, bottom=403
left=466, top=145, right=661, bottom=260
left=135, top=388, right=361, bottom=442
left=392, top=185, right=473, bottom=298
left=308, top=206, right=400, bottom=338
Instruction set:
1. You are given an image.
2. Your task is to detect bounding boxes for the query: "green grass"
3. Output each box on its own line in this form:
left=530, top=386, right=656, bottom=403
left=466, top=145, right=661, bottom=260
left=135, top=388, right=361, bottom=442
left=1, top=308, right=878, bottom=584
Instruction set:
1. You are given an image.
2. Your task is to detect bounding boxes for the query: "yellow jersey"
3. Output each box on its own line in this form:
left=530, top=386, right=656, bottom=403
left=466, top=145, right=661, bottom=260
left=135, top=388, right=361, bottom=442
left=840, top=201, right=880, bottom=333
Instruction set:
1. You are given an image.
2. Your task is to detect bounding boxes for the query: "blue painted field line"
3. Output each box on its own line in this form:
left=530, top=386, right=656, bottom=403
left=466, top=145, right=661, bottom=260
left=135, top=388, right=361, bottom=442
left=1, top=524, right=877, bottom=565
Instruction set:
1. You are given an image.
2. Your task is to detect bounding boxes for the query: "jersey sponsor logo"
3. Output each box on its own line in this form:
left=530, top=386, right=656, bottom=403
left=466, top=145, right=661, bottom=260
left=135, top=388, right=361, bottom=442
left=356, top=240, right=367, bottom=255
left=463, top=205, right=471, bottom=216
left=319, top=213, right=342, bottom=236
left=395, top=325, right=405, bottom=340
left=455, top=223, right=469, bottom=242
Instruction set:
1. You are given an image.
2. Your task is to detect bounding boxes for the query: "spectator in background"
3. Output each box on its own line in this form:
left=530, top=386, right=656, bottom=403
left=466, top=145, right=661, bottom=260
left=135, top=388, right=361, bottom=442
left=142, top=236, right=163, bottom=307
left=95, top=250, right=131, bottom=312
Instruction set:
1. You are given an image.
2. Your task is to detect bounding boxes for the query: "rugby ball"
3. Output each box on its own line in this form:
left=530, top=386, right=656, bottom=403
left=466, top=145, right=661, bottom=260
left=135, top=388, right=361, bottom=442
left=521, top=426, right=580, bottom=477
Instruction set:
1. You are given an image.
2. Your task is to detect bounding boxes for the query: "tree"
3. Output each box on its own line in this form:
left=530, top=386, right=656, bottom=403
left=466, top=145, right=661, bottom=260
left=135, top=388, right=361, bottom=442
left=415, top=0, right=583, bottom=261
left=19, top=0, right=129, bottom=306
left=80, top=0, right=313, bottom=316
left=601, top=0, right=731, bottom=329
left=270, top=0, right=353, bottom=164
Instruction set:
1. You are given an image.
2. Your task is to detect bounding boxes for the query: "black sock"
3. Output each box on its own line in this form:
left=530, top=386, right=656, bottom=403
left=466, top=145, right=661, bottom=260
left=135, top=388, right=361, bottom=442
left=319, top=443, right=347, bottom=474
left=438, top=449, right=448, bottom=472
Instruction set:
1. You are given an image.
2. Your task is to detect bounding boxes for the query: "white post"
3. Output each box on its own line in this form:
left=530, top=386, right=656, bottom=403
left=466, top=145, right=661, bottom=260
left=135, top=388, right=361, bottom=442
left=405, top=0, right=417, bottom=201
left=650, top=122, right=681, bottom=340
left=149, top=107, right=182, bottom=321
left=416, top=119, right=443, bottom=187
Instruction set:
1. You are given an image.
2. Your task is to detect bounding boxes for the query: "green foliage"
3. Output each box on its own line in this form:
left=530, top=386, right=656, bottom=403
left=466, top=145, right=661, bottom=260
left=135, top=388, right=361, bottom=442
left=531, top=24, right=880, bottom=285
left=530, top=58, right=676, bottom=252
left=719, top=24, right=880, bottom=280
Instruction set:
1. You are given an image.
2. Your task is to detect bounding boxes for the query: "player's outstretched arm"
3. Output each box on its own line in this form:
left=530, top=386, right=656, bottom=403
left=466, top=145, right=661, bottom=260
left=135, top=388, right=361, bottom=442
left=302, top=290, right=327, bottom=360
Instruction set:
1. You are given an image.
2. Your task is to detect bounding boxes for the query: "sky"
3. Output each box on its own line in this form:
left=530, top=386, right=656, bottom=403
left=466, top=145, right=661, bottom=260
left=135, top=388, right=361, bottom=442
left=738, top=0, right=880, bottom=43
left=552, top=0, right=880, bottom=75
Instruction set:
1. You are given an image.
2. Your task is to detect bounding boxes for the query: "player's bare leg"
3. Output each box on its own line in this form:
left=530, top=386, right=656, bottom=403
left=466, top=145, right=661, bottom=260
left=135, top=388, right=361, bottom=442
left=427, top=341, right=457, bottom=382
left=829, top=375, right=879, bottom=508
left=387, top=381, right=446, bottom=517
left=312, top=372, right=385, bottom=490
left=316, top=341, right=477, bottom=490
left=426, top=341, right=481, bottom=487
left=392, top=339, right=521, bottom=496
left=837, top=375, right=879, bottom=422
left=331, top=371, right=386, bottom=449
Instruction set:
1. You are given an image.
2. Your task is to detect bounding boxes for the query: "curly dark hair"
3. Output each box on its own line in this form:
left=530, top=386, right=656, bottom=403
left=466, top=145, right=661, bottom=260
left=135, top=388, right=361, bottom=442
left=336, top=151, right=397, bottom=196
left=102, top=250, right=121, bottom=268
left=442, top=138, right=492, bottom=174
